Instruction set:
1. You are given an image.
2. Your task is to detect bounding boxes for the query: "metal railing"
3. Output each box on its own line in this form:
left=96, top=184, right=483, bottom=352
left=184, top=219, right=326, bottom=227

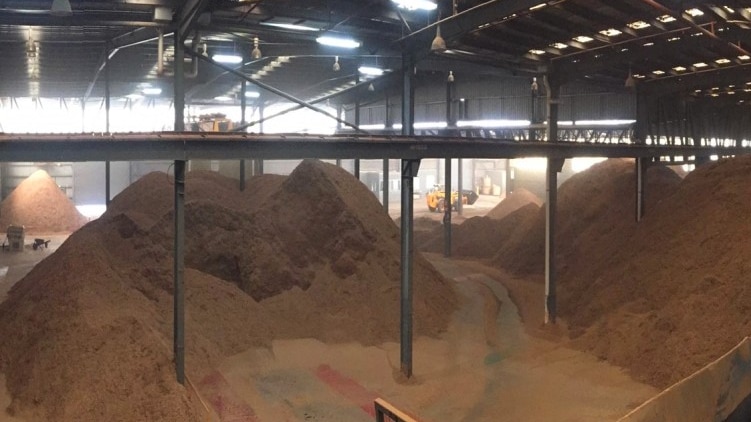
left=374, top=398, right=419, bottom=422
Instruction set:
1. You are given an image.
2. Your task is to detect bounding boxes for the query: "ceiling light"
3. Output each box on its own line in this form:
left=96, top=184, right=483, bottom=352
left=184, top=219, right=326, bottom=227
left=529, top=3, right=547, bottom=10
left=668, top=37, right=681, bottom=42
left=693, top=62, right=708, bottom=68
left=685, top=8, right=704, bottom=17
left=711, top=93, right=719, bottom=97
left=143, top=87, right=162, bottom=95
left=716, top=58, right=731, bottom=64
left=643, top=42, right=654, bottom=46
left=728, top=91, right=736, bottom=94
left=358, top=66, right=384, bottom=76
left=573, top=36, right=594, bottom=43
left=724, top=6, right=735, bottom=13
left=657, top=15, right=676, bottom=23
left=599, top=28, right=622, bottom=37
left=739, top=55, right=751, bottom=60
left=392, top=0, right=437, bottom=11
left=431, top=25, right=446, bottom=51
left=368, top=83, right=375, bottom=92
left=212, top=54, right=243, bottom=64
left=50, top=0, right=72, bottom=16
left=260, top=22, right=318, bottom=31
left=333, top=56, right=341, bottom=71
left=652, top=70, right=665, bottom=75
left=245, top=91, right=260, bottom=98
left=214, top=95, right=234, bottom=101
left=529, top=49, right=546, bottom=55
left=625, top=67, right=636, bottom=88
left=251, top=37, right=262, bottom=60
left=448, top=71, right=455, bottom=83
left=628, top=21, right=651, bottom=29
left=634, top=74, right=646, bottom=79
left=673, top=66, right=686, bottom=72
left=316, top=35, right=361, bottom=49
left=551, top=42, right=568, bottom=49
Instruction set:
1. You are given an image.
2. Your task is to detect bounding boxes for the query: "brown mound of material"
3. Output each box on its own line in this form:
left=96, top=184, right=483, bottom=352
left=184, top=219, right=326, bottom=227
left=485, top=188, right=542, bottom=220
left=493, top=159, right=681, bottom=275
left=557, top=156, right=751, bottom=388
left=0, top=170, right=88, bottom=233
left=0, top=159, right=457, bottom=421
left=419, top=203, right=539, bottom=258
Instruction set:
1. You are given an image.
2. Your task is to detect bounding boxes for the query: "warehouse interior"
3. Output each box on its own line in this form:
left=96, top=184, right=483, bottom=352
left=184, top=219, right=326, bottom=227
left=1, top=0, right=751, bottom=421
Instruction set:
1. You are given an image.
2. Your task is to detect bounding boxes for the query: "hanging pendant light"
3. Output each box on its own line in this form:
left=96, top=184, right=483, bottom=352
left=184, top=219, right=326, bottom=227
left=625, top=67, right=636, bottom=89
left=251, top=37, right=262, bottom=60
left=333, top=56, right=341, bottom=72
left=431, top=25, right=446, bottom=51
left=447, top=70, right=454, bottom=83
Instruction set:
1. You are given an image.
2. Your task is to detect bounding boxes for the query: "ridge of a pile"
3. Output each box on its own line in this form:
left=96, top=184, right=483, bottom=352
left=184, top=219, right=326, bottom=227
left=0, top=169, right=88, bottom=233
left=485, top=188, right=542, bottom=220
left=0, top=159, right=457, bottom=421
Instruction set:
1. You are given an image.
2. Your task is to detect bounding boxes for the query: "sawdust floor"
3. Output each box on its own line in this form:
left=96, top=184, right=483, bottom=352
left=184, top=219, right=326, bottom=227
left=0, top=234, right=68, bottom=422
left=194, top=255, right=657, bottom=422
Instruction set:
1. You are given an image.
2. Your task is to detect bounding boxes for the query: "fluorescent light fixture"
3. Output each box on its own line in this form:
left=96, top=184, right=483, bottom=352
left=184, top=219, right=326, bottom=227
left=634, top=74, right=646, bottom=79
left=358, top=66, right=384, bottom=76
left=599, top=28, right=622, bottom=37
left=529, top=3, right=547, bottom=10
left=575, top=119, right=636, bottom=126
left=457, top=119, right=531, bottom=128
left=685, top=8, right=704, bottom=17
left=358, top=124, right=386, bottom=130
left=573, top=35, right=594, bottom=43
left=142, top=87, right=162, bottom=95
left=126, top=93, right=143, bottom=100
left=245, top=91, right=260, bottom=98
left=652, top=70, right=665, bottom=75
left=667, top=37, right=681, bottom=42
left=260, top=22, right=319, bottom=31
left=392, top=0, right=437, bottom=11
left=316, top=35, right=361, bottom=49
left=673, top=66, right=686, bottom=72
left=693, top=62, right=708, bottom=68
left=550, top=42, right=569, bottom=49
left=628, top=21, right=651, bottom=29
left=528, top=49, right=546, bottom=55
left=739, top=55, right=750, bottom=60
left=657, top=14, right=676, bottom=23
left=716, top=58, right=731, bottom=64
left=724, top=6, right=735, bottom=13
left=643, top=42, right=654, bottom=46
left=214, top=95, right=234, bottom=101
left=414, top=121, right=448, bottom=129
left=212, top=54, right=243, bottom=64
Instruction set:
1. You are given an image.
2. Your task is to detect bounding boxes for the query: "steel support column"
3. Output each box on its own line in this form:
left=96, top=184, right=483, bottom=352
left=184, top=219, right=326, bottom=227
left=545, top=158, right=563, bottom=324
left=240, top=80, right=247, bottom=191
left=443, top=158, right=452, bottom=257
left=257, top=95, right=264, bottom=175
left=400, top=53, right=417, bottom=379
left=173, top=27, right=186, bottom=385
left=400, top=158, right=420, bottom=379
left=457, top=159, right=463, bottom=215
left=104, top=43, right=112, bottom=207
left=354, top=72, right=361, bottom=179
left=636, top=157, right=646, bottom=222
left=444, top=71, right=455, bottom=257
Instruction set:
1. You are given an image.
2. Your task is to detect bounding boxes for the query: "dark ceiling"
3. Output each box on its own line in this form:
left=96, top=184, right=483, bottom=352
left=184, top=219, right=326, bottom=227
left=1, top=0, right=751, bottom=106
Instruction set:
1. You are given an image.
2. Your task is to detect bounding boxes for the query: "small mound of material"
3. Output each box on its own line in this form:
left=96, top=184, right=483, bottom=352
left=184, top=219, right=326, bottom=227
left=485, top=188, right=542, bottom=220
left=0, top=170, right=87, bottom=233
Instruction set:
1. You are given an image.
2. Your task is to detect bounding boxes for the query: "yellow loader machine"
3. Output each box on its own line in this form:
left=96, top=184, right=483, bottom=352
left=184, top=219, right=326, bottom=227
left=426, top=185, right=479, bottom=212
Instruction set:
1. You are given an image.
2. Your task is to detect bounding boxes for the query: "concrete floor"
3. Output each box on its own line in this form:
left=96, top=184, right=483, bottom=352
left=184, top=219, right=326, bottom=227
left=194, top=256, right=657, bottom=422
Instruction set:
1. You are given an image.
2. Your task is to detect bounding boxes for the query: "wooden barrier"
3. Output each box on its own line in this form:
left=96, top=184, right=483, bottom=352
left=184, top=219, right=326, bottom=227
left=618, top=337, right=751, bottom=422
left=374, top=398, right=419, bottom=422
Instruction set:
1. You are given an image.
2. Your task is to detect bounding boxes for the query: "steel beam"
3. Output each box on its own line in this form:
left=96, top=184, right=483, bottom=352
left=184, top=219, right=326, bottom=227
left=545, top=158, right=564, bottom=324
left=177, top=0, right=210, bottom=43
left=187, top=49, right=366, bottom=134
left=400, top=158, right=421, bottom=379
